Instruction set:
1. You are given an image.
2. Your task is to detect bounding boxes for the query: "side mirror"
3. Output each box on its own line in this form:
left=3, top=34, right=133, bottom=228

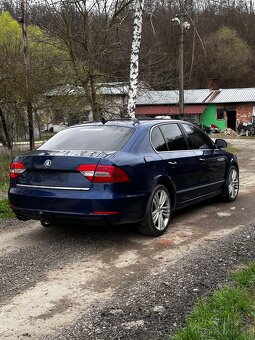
left=215, top=138, right=227, bottom=149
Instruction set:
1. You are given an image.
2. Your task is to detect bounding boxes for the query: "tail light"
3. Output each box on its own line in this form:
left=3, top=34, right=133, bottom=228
left=10, top=162, right=26, bottom=179
left=77, top=164, right=129, bottom=183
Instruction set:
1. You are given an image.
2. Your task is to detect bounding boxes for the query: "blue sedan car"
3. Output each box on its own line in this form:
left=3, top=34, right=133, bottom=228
left=9, top=119, right=239, bottom=236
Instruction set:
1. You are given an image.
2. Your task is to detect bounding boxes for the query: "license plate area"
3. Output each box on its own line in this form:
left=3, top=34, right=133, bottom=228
left=17, top=170, right=91, bottom=188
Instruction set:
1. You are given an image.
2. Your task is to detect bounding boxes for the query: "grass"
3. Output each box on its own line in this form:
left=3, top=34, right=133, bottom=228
left=0, top=153, right=16, bottom=219
left=225, top=146, right=240, bottom=154
left=0, top=153, right=12, bottom=192
left=0, top=198, right=15, bottom=219
left=172, top=262, right=255, bottom=340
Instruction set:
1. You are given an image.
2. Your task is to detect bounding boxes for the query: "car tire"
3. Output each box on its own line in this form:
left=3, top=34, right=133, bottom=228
left=138, top=184, right=171, bottom=236
left=40, top=220, right=54, bottom=228
left=222, top=165, right=239, bottom=202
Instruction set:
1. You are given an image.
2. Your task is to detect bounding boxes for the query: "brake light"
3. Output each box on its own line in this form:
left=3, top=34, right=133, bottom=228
left=77, top=164, right=129, bottom=183
left=77, top=164, right=96, bottom=181
left=10, top=162, right=26, bottom=179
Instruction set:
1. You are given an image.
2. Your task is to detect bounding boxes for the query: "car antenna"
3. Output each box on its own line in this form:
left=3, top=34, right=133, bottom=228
left=131, top=117, right=140, bottom=126
left=101, top=117, right=107, bottom=125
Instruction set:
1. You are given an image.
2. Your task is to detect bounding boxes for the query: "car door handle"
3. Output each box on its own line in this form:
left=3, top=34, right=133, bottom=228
left=168, top=161, right=177, bottom=165
left=199, top=158, right=206, bottom=162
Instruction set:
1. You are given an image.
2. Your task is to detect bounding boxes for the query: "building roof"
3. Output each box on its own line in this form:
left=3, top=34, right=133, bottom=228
left=209, top=88, right=255, bottom=104
left=45, top=83, right=129, bottom=97
left=97, top=83, right=129, bottom=95
left=46, top=84, right=84, bottom=97
left=136, top=90, right=209, bottom=105
left=136, top=105, right=206, bottom=115
left=46, top=82, right=151, bottom=98
left=137, top=88, right=255, bottom=106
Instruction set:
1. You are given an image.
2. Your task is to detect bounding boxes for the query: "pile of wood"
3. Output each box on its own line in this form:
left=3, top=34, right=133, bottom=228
left=221, top=128, right=238, bottom=136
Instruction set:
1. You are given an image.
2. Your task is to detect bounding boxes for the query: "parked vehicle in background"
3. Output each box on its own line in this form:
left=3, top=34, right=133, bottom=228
left=238, top=121, right=255, bottom=136
left=203, top=124, right=221, bottom=134
left=9, top=119, right=239, bottom=236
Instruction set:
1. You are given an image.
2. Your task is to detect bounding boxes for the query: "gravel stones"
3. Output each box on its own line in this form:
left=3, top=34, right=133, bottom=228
left=40, top=224, right=255, bottom=340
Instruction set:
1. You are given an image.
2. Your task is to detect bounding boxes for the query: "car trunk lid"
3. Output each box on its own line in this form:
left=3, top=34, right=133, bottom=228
left=13, top=150, right=116, bottom=190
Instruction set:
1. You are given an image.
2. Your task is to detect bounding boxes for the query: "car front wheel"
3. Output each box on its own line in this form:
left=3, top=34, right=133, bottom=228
left=223, top=165, right=239, bottom=202
left=138, top=184, right=171, bottom=236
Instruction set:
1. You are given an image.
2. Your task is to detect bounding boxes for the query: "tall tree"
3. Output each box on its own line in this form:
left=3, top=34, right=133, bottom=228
left=0, top=11, right=66, bottom=152
left=205, top=26, right=252, bottom=87
left=21, top=0, right=34, bottom=150
left=127, top=0, right=145, bottom=118
left=43, top=0, right=133, bottom=121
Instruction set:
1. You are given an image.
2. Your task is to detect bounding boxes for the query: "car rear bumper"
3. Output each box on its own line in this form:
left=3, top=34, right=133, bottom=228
left=9, top=186, right=149, bottom=225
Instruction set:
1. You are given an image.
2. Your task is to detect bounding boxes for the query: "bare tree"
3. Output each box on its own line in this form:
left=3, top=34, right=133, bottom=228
left=42, top=0, right=133, bottom=121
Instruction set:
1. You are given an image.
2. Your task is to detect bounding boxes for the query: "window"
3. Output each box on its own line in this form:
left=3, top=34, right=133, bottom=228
left=151, top=127, right=168, bottom=152
left=39, top=126, right=134, bottom=151
left=183, top=124, right=214, bottom=150
left=217, top=108, right=224, bottom=120
left=159, top=124, right=187, bottom=151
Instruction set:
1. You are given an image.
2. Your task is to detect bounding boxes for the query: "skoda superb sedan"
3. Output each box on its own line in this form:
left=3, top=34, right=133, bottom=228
left=9, top=119, right=239, bottom=236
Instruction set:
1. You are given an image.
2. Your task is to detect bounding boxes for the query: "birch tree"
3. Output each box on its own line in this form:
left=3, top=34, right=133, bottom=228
left=127, top=0, right=145, bottom=118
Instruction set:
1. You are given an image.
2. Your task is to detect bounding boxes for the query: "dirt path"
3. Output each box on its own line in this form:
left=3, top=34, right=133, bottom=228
left=0, top=137, right=254, bottom=339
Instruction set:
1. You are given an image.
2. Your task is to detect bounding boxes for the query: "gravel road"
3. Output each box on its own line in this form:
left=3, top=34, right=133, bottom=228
left=0, top=137, right=255, bottom=340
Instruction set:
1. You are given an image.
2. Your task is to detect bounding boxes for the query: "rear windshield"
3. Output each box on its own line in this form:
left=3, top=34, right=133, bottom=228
left=38, top=125, right=134, bottom=151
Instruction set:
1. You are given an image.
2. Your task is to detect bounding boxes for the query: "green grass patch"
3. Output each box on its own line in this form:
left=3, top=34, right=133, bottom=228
left=233, top=263, right=255, bottom=288
left=0, top=198, right=15, bottom=219
left=0, top=153, right=11, bottom=192
left=172, top=262, right=255, bottom=340
left=225, top=146, right=239, bottom=154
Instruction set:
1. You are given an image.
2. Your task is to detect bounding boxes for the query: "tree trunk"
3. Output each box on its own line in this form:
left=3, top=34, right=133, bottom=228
left=27, top=100, right=34, bottom=149
left=0, top=106, right=12, bottom=152
left=21, top=0, right=35, bottom=150
left=127, top=0, right=145, bottom=118
left=89, top=74, right=101, bottom=121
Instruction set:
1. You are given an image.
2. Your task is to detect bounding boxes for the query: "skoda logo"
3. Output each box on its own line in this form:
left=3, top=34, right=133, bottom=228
left=44, top=159, right=52, bottom=168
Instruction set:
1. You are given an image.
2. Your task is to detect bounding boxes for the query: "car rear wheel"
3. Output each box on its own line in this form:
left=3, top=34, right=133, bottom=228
left=222, top=165, right=239, bottom=202
left=138, top=184, right=171, bottom=236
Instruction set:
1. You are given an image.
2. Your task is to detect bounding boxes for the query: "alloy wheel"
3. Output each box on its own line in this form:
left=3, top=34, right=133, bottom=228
left=228, top=168, right=239, bottom=199
left=151, top=189, right=171, bottom=231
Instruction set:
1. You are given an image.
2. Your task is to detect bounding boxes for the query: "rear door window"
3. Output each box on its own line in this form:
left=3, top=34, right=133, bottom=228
left=159, top=124, right=187, bottom=151
left=182, top=124, right=214, bottom=150
left=39, top=126, right=134, bottom=151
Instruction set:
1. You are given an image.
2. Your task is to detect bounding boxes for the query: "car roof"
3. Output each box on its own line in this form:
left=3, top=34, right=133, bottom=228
left=69, top=119, right=187, bottom=130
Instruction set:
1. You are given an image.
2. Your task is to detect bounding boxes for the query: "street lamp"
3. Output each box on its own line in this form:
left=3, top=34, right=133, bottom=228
left=172, top=15, right=190, bottom=117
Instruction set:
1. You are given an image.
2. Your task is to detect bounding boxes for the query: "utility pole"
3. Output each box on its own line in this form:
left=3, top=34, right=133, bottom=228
left=21, top=0, right=34, bottom=150
left=172, top=14, right=190, bottom=118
